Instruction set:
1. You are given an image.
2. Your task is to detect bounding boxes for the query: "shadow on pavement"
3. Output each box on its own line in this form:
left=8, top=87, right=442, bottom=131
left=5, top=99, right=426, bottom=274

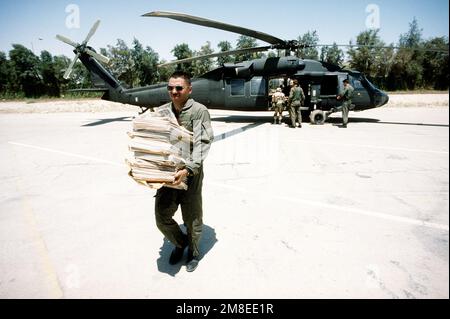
left=156, top=224, right=218, bottom=276
left=211, top=115, right=272, bottom=123
left=82, top=116, right=132, bottom=127
left=326, top=117, right=380, bottom=124
left=327, top=116, right=448, bottom=127
left=213, top=122, right=265, bottom=143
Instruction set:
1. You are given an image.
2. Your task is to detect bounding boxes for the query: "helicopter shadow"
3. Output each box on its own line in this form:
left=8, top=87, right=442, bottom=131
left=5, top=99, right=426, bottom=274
left=213, top=122, right=266, bottom=143
left=326, top=117, right=380, bottom=125
left=82, top=116, right=132, bottom=127
left=327, top=116, right=448, bottom=128
left=156, top=224, right=218, bottom=276
left=211, top=114, right=273, bottom=124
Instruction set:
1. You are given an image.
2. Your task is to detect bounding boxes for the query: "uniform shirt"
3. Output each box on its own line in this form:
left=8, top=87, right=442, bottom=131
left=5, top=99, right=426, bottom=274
left=289, top=86, right=305, bottom=103
left=341, top=85, right=354, bottom=102
left=162, top=98, right=214, bottom=176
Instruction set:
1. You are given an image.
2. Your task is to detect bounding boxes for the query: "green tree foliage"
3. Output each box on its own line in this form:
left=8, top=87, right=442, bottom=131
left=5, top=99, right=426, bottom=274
left=131, top=38, right=159, bottom=86
left=422, top=37, right=449, bottom=90
left=347, top=29, right=395, bottom=88
left=39, top=50, right=60, bottom=97
left=348, top=30, right=385, bottom=76
left=297, top=31, right=319, bottom=59
left=388, top=18, right=425, bottom=90
left=106, top=39, right=135, bottom=88
left=235, top=35, right=262, bottom=62
left=320, top=43, right=344, bottom=66
left=192, top=41, right=214, bottom=77
left=171, top=43, right=194, bottom=76
left=0, top=51, right=13, bottom=94
left=52, top=55, right=71, bottom=87
left=399, top=17, right=422, bottom=48
left=9, top=44, right=43, bottom=97
left=157, top=59, right=176, bottom=82
left=217, top=40, right=234, bottom=65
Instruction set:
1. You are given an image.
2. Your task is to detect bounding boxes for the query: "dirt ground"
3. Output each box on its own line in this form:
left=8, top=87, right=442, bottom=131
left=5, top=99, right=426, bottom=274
left=0, top=93, right=448, bottom=113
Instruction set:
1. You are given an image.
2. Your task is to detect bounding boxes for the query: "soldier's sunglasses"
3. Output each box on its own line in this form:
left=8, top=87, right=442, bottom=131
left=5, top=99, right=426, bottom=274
left=167, top=85, right=186, bottom=92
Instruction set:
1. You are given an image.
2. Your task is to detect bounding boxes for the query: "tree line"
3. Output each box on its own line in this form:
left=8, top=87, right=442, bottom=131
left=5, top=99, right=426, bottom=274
left=0, top=18, right=448, bottom=98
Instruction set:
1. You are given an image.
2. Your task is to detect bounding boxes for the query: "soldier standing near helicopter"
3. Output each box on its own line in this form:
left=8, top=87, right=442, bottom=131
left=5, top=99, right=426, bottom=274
left=335, top=79, right=354, bottom=128
left=271, top=87, right=286, bottom=124
left=288, top=79, right=305, bottom=128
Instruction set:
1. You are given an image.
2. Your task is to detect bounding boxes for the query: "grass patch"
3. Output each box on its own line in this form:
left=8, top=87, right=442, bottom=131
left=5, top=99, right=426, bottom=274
left=1, top=91, right=104, bottom=102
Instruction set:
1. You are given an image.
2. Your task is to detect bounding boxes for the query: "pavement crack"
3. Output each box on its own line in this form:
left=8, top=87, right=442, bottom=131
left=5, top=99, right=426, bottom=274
left=367, top=269, right=399, bottom=298
left=281, top=240, right=298, bottom=253
left=390, top=260, right=428, bottom=296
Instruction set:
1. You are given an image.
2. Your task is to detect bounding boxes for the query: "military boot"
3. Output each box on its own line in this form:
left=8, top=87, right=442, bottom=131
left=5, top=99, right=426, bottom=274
left=186, top=250, right=200, bottom=272
left=169, top=234, right=188, bottom=265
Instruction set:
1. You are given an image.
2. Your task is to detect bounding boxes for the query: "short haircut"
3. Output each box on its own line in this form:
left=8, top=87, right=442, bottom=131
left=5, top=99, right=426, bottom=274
left=343, top=79, right=349, bottom=84
left=293, top=79, right=298, bottom=85
left=170, top=70, right=192, bottom=85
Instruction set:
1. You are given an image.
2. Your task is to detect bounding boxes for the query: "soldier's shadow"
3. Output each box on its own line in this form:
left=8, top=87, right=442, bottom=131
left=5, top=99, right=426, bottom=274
left=156, top=224, right=218, bottom=276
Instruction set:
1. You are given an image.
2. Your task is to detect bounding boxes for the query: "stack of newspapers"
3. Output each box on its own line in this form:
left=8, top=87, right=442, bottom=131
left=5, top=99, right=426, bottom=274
left=126, top=105, right=192, bottom=190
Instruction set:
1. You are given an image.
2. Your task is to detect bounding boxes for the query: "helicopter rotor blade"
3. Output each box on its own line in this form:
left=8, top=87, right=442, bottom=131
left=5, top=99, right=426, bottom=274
left=143, top=11, right=286, bottom=46
left=158, top=45, right=272, bottom=68
left=56, top=34, right=79, bottom=48
left=63, top=53, right=80, bottom=79
left=315, top=43, right=449, bottom=54
left=85, top=48, right=110, bottom=64
left=83, top=20, right=101, bottom=45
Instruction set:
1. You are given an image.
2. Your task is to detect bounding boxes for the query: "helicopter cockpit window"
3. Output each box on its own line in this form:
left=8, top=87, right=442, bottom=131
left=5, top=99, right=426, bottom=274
left=250, top=77, right=266, bottom=96
left=230, top=79, right=245, bottom=96
left=351, top=79, right=364, bottom=89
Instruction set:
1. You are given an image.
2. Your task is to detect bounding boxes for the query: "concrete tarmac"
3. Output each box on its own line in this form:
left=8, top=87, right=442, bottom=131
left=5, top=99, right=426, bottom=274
left=0, top=106, right=448, bottom=298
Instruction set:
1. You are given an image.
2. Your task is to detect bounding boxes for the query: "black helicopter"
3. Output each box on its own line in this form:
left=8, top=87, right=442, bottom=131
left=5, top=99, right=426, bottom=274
left=56, top=12, right=398, bottom=123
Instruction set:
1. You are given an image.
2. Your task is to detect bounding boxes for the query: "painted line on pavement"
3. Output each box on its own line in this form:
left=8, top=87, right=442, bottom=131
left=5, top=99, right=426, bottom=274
left=207, top=181, right=449, bottom=232
left=8, top=141, right=126, bottom=167
left=10, top=144, right=64, bottom=298
left=299, top=140, right=449, bottom=155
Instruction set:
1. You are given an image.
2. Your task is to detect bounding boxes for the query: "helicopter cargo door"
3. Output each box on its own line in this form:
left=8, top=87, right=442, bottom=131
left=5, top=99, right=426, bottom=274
left=250, top=76, right=268, bottom=109
left=317, top=74, right=339, bottom=109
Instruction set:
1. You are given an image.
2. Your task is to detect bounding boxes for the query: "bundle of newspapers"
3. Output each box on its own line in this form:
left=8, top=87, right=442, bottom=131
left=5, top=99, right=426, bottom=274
left=126, top=105, right=193, bottom=190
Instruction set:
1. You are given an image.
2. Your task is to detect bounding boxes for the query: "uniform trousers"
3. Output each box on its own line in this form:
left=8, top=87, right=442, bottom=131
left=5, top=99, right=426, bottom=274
left=155, top=169, right=204, bottom=257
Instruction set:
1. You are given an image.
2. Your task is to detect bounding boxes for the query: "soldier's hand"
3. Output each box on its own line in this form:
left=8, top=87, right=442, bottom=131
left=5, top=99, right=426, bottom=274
left=173, top=169, right=189, bottom=186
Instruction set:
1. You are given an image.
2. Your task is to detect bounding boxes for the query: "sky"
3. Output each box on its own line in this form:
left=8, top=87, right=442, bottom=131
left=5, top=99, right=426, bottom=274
left=0, top=0, right=448, bottom=61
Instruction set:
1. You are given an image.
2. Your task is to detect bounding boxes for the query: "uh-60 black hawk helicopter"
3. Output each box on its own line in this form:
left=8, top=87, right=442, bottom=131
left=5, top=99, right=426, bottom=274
left=57, top=11, right=409, bottom=124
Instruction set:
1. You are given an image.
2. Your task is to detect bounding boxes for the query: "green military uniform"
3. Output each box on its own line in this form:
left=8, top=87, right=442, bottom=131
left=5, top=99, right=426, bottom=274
left=154, top=98, right=214, bottom=258
left=337, top=84, right=354, bottom=127
left=288, top=85, right=305, bottom=128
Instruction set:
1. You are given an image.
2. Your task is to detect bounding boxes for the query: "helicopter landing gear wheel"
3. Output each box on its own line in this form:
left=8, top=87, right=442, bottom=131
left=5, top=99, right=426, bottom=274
left=310, top=110, right=327, bottom=125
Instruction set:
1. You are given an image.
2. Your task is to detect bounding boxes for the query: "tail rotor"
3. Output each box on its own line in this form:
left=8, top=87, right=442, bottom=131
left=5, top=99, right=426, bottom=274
left=56, top=20, right=110, bottom=79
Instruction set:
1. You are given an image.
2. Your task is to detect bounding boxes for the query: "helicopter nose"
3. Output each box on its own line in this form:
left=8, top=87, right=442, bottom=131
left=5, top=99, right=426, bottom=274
left=375, top=91, right=389, bottom=107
